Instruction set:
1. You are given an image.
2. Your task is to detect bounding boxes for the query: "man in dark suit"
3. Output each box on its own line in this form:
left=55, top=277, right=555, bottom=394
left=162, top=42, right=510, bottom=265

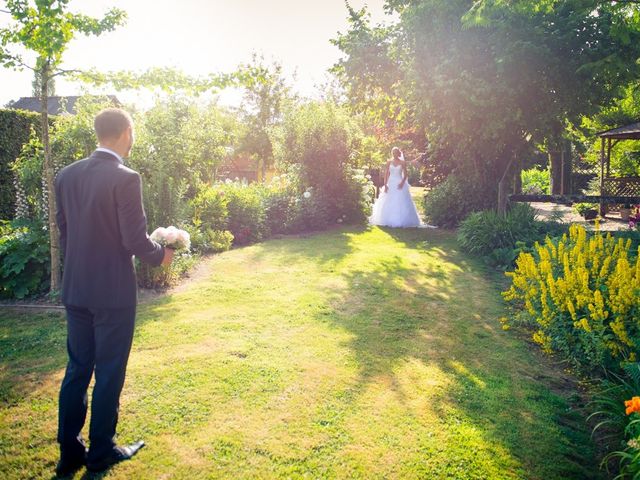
left=54, top=108, right=174, bottom=476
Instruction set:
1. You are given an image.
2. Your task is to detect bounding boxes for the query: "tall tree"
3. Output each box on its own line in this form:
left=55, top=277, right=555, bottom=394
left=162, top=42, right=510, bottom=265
left=32, top=57, right=55, bottom=97
left=0, top=0, right=126, bottom=295
left=236, top=55, right=291, bottom=182
left=334, top=0, right=640, bottom=211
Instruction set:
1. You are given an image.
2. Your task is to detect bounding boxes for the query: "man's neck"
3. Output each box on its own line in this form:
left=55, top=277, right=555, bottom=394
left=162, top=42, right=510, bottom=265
left=96, top=145, right=124, bottom=163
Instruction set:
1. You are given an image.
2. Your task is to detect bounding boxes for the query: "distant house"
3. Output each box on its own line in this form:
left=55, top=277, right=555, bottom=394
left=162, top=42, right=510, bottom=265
left=8, top=95, right=121, bottom=115
left=223, top=153, right=259, bottom=183
left=222, top=153, right=277, bottom=184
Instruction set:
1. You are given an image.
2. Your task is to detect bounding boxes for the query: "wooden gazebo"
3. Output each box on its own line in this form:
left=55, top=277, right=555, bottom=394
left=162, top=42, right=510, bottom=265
left=597, top=121, right=640, bottom=214
left=510, top=121, right=640, bottom=211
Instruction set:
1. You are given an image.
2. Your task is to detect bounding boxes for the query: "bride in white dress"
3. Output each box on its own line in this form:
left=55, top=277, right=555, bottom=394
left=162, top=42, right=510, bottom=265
left=369, top=147, right=422, bottom=228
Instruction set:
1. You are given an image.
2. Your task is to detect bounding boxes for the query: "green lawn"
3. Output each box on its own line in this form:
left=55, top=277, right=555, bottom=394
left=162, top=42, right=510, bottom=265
left=0, top=225, right=602, bottom=479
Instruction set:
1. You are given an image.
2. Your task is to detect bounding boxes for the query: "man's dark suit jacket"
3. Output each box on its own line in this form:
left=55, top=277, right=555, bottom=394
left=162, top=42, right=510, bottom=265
left=55, top=150, right=164, bottom=308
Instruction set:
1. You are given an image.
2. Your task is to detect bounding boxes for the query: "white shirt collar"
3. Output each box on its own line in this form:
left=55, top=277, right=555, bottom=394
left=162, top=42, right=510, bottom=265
left=95, top=147, right=123, bottom=164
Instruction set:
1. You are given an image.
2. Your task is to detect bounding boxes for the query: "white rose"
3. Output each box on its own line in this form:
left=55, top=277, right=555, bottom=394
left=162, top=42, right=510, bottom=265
left=177, top=229, right=191, bottom=250
left=150, top=227, right=168, bottom=242
left=165, top=226, right=178, bottom=244
left=303, top=191, right=311, bottom=199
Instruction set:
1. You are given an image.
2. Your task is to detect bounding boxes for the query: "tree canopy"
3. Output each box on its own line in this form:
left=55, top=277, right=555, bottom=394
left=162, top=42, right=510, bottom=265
left=333, top=0, right=640, bottom=206
left=0, top=0, right=127, bottom=294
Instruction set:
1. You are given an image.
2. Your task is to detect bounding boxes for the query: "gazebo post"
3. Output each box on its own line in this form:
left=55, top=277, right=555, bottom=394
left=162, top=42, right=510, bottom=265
left=600, top=137, right=606, bottom=216
left=607, top=138, right=612, bottom=177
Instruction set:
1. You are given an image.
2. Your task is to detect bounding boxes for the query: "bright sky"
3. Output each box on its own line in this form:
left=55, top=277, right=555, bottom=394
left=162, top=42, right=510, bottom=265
left=0, top=0, right=391, bottom=108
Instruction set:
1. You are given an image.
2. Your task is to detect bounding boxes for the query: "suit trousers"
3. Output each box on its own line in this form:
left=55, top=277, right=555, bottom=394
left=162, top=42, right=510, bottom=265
left=57, top=305, right=136, bottom=461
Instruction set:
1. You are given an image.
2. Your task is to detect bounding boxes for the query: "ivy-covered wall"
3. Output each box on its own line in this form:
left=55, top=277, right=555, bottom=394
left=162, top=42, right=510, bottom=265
left=0, top=109, right=42, bottom=220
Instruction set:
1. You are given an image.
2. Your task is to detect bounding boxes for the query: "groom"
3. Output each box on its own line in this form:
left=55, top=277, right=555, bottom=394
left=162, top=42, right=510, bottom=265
left=54, top=108, right=173, bottom=476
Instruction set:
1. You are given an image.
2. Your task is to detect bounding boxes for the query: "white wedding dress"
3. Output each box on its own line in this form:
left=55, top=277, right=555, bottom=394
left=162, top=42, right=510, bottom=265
left=369, top=163, right=422, bottom=228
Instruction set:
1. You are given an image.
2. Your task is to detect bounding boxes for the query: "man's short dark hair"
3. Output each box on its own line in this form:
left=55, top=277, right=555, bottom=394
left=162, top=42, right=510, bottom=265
left=94, top=108, right=133, bottom=141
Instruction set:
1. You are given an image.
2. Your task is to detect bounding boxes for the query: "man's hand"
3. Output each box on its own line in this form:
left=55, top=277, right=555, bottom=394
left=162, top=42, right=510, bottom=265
left=161, top=247, right=174, bottom=266
left=384, top=185, right=389, bottom=193
left=398, top=182, right=404, bottom=190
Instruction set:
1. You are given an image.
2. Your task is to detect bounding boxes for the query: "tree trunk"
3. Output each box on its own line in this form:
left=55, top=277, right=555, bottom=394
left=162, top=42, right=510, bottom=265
left=498, top=155, right=515, bottom=215
left=41, top=65, right=61, bottom=296
left=549, top=149, right=562, bottom=195
left=561, top=139, right=572, bottom=194
left=513, top=156, right=522, bottom=194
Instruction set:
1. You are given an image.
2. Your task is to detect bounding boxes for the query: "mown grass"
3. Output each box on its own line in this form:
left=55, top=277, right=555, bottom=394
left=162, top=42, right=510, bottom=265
left=0, top=224, right=602, bottom=479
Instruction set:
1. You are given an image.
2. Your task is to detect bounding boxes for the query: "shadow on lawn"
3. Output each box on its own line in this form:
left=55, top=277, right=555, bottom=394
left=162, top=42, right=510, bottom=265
left=0, top=226, right=603, bottom=479
left=245, top=225, right=364, bottom=266
left=317, top=227, right=603, bottom=479
left=0, top=309, right=68, bottom=404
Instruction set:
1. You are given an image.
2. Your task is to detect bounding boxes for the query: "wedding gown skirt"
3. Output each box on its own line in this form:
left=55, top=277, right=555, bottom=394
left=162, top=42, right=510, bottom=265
left=369, top=164, right=422, bottom=228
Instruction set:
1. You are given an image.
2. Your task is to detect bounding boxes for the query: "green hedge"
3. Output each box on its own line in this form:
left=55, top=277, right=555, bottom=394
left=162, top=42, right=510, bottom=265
left=0, top=109, right=42, bottom=220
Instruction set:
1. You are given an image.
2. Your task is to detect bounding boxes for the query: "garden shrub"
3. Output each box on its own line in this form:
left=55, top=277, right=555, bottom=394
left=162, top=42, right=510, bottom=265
left=187, top=223, right=233, bottom=254
left=11, top=97, right=119, bottom=223
left=285, top=188, right=330, bottom=233
left=0, top=219, right=50, bottom=299
left=0, top=109, right=42, bottom=220
left=130, top=97, right=237, bottom=230
left=457, top=204, right=568, bottom=268
left=12, top=129, right=45, bottom=220
left=503, top=224, right=640, bottom=373
left=423, top=173, right=496, bottom=227
left=221, top=182, right=267, bottom=245
left=190, top=185, right=229, bottom=232
left=457, top=204, right=539, bottom=257
left=136, top=252, right=199, bottom=290
left=521, top=166, right=550, bottom=195
left=271, top=101, right=373, bottom=227
left=573, top=202, right=599, bottom=217
left=588, top=363, right=640, bottom=477
left=262, top=188, right=295, bottom=235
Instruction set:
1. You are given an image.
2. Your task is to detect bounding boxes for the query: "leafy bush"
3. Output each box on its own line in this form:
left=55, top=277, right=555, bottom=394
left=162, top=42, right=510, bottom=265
left=503, top=224, right=640, bottom=373
left=457, top=204, right=539, bottom=257
left=136, top=252, right=199, bottom=290
left=11, top=96, right=122, bottom=223
left=221, top=182, right=267, bottom=245
left=187, top=223, right=233, bottom=254
left=262, top=188, right=295, bottom=235
left=521, top=166, right=550, bottom=195
left=285, top=188, right=330, bottom=233
left=573, top=202, right=598, bottom=216
left=130, top=97, right=237, bottom=229
left=423, top=174, right=496, bottom=227
left=341, top=166, right=375, bottom=224
left=271, top=101, right=372, bottom=226
left=190, top=185, right=229, bottom=232
left=0, top=219, right=50, bottom=299
left=0, top=109, right=41, bottom=220
left=588, top=364, right=640, bottom=477
left=457, top=204, right=568, bottom=268
left=12, top=129, right=44, bottom=220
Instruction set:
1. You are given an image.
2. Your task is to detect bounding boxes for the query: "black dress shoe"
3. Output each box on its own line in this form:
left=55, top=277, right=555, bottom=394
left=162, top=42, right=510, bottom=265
left=86, top=440, right=145, bottom=473
left=55, top=453, right=86, bottom=477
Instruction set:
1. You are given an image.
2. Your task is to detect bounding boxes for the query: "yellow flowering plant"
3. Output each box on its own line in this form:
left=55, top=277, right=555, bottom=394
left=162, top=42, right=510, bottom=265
left=503, top=224, right=640, bottom=372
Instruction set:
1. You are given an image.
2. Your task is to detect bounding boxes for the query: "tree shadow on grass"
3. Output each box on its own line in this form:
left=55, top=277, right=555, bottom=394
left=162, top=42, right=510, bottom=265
left=0, top=226, right=604, bottom=479
left=245, top=226, right=364, bottom=267
left=314, top=227, right=603, bottom=479
left=0, top=309, right=68, bottom=405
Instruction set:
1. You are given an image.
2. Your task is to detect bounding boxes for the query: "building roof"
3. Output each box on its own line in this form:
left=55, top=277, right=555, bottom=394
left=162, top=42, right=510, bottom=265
left=9, top=95, right=121, bottom=115
left=597, top=121, right=640, bottom=140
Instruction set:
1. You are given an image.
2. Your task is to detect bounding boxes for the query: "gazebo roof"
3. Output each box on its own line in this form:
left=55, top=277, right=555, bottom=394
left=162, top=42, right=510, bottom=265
left=597, top=121, right=640, bottom=140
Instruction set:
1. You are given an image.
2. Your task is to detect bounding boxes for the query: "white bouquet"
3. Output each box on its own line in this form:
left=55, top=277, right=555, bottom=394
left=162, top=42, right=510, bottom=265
left=150, top=226, right=191, bottom=251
